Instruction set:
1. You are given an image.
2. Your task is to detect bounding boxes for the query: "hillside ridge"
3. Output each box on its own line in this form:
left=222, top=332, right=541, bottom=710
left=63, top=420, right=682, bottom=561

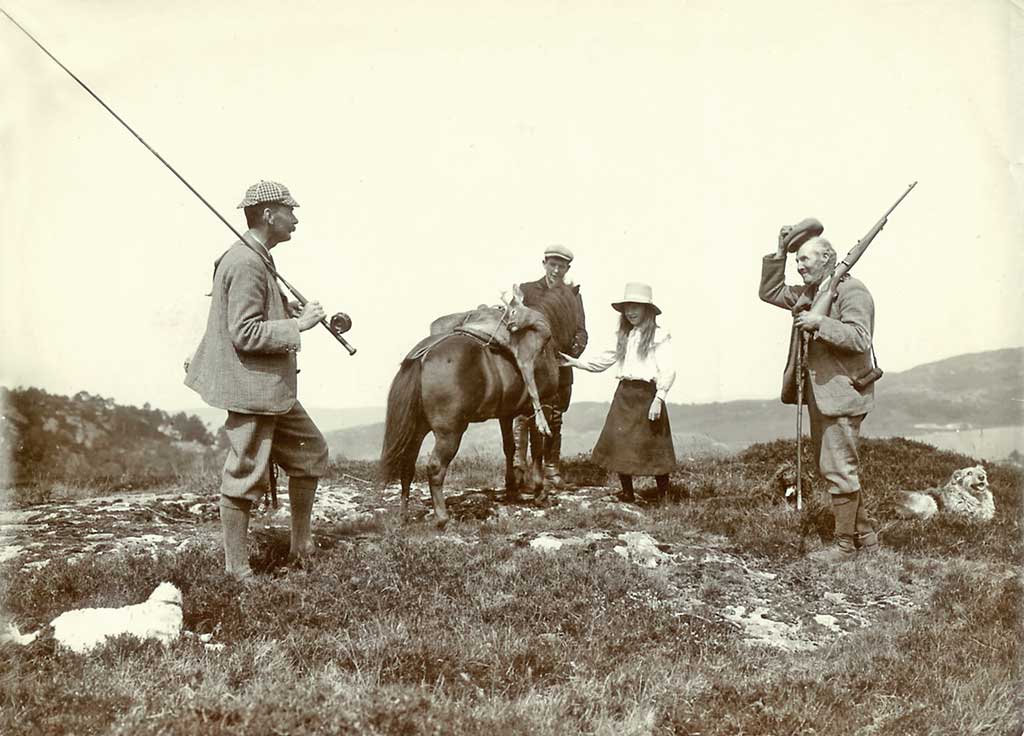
left=324, top=346, right=1023, bottom=460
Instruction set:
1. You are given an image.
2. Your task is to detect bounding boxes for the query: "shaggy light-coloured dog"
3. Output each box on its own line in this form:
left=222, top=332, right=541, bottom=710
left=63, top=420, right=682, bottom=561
left=2, top=582, right=183, bottom=653
left=895, top=465, right=995, bottom=522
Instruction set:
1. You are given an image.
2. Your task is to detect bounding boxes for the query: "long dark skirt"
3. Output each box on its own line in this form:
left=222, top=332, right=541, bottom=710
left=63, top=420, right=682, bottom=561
left=591, top=380, right=676, bottom=475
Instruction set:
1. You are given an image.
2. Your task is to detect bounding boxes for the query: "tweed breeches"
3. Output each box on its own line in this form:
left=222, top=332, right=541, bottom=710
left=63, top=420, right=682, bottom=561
left=219, top=401, right=328, bottom=508
left=806, top=384, right=865, bottom=495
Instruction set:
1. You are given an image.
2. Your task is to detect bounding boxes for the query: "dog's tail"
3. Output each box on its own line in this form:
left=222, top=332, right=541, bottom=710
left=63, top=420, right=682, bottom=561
left=894, top=490, right=938, bottom=521
left=1, top=621, right=41, bottom=646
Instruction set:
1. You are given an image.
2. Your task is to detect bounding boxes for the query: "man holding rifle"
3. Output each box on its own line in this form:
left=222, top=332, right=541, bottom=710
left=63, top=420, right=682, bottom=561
left=186, top=180, right=329, bottom=579
left=759, top=226, right=880, bottom=563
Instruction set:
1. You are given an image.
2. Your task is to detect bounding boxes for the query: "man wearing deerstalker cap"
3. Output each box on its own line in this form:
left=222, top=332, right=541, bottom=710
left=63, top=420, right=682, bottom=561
left=759, top=219, right=880, bottom=563
left=185, top=180, right=329, bottom=579
left=515, top=244, right=588, bottom=488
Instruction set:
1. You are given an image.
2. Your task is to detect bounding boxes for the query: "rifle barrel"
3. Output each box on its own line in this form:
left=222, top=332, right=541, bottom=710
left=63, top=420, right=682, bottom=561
left=886, top=181, right=918, bottom=218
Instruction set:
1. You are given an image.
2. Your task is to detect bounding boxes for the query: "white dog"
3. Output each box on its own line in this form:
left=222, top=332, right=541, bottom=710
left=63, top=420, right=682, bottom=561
left=896, top=465, right=995, bottom=522
left=3, top=582, right=183, bottom=653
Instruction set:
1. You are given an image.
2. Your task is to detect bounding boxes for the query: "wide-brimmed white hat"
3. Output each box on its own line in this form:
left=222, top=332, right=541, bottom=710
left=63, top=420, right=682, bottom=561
left=611, top=282, right=661, bottom=315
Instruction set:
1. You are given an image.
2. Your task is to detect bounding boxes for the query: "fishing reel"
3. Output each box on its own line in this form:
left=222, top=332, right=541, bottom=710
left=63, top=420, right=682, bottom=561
left=329, top=312, right=353, bottom=335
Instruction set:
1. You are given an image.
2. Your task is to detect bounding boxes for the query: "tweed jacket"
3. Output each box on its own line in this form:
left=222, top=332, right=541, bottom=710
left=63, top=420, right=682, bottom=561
left=519, top=277, right=588, bottom=386
left=185, top=236, right=301, bottom=415
left=759, top=254, right=875, bottom=417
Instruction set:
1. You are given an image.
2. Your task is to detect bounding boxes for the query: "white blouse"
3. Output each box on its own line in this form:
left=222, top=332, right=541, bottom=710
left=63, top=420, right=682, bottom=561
left=572, top=326, right=676, bottom=401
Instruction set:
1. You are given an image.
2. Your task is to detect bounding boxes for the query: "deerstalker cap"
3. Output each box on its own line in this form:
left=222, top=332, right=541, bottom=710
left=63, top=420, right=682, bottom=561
left=612, top=282, right=661, bottom=315
left=543, top=244, right=574, bottom=262
left=783, top=217, right=824, bottom=253
left=237, top=180, right=300, bottom=209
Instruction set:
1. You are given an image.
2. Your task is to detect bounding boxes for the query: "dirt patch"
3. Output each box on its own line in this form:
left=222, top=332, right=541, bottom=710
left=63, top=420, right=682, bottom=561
left=0, top=492, right=219, bottom=569
left=517, top=526, right=930, bottom=653
left=0, top=481, right=553, bottom=568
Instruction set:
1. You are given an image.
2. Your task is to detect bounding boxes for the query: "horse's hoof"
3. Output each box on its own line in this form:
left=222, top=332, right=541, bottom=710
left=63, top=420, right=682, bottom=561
left=435, top=516, right=449, bottom=530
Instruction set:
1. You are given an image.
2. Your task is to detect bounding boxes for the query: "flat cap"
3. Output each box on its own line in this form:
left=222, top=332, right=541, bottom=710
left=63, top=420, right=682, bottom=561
left=783, top=218, right=824, bottom=253
left=237, top=180, right=300, bottom=209
left=543, top=244, right=574, bottom=262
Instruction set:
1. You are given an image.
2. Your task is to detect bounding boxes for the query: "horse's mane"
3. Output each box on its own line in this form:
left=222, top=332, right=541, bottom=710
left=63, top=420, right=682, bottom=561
left=522, top=284, right=579, bottom=353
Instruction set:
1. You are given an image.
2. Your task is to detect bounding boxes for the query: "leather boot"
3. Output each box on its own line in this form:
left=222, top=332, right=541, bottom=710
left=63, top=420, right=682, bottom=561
left=513, top=414, right=531, bottom=484
left=855, top=495, right=879, bottom=553
left=219, top=499, right=253, bottom=579
left=543, top=407, right=563, bottom=489
left=512, top=413, right=544, bottom=489
left=808, top=492, right=858, bottom=564
left=288, top=477, right=318, bottom=560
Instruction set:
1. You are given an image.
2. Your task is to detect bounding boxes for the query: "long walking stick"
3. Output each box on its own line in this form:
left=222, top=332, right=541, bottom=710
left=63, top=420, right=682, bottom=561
left=795, top=334, right=807, bottom=511
left=1, top=8, right=356, bottom=356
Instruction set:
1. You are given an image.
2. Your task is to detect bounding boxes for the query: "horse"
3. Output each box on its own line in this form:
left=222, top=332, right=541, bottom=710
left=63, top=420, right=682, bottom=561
left=380, top=284, right=579, bottom=527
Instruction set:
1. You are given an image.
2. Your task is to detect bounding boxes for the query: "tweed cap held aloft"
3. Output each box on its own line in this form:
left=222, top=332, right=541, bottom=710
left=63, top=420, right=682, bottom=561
left=612, top=282, right=661, bottom=315
left=543, top=244, right=574, bottom=262
left=236, top=180, right=300, bottom=209
left=782, top=217, right=824, bottom=253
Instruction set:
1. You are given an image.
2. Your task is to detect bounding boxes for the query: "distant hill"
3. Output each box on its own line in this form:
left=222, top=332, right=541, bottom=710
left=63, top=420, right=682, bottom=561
left=187, top=406, right=385, bottom=433
left=866, top=347, right=1024, bottom=434
left=325, top=347, right=1023, bottom=461
left=2, top=388, right=218, bottom=488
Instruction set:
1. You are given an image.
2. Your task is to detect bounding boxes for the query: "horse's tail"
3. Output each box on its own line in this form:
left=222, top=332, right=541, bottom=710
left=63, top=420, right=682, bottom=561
left=380, top=358, right=424, bottom=483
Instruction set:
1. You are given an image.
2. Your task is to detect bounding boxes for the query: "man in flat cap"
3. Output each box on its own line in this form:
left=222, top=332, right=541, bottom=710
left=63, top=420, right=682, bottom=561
left=759, top=223, right=880, bottom=563
left=185, top=180, right=329, bottom=579
left=515, top=244, right=588, bottom=488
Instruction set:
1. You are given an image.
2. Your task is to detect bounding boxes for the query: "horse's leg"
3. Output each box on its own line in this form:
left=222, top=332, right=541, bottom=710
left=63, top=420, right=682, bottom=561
left=400, top=472, right=410, bottom=519
left=400, top=423, right=429, bottom=522
left=532, top=405, right=550, bottom=503
left=536, top=405, right=552, bottom=503
left=512, top=414, right=531, bottom=485
left=426, top=426, right=466, bottom=529
left=500, top=416, right=519, bottom=501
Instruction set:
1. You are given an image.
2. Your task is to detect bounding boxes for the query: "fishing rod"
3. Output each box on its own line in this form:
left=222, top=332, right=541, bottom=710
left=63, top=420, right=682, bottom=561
left=1, top=7, right=357, bottom=355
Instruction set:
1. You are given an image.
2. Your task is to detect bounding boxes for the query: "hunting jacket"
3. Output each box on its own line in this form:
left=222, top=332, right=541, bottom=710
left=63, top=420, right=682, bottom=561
left=185, top=236, right=300, bottom=415
left=759, top=254, right=875, bottom=417
left=519, top=277, right=588, bottom=386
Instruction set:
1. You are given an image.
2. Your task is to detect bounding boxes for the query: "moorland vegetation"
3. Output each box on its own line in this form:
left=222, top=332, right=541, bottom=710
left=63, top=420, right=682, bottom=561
left=2, top=422, right=1021, bottom=734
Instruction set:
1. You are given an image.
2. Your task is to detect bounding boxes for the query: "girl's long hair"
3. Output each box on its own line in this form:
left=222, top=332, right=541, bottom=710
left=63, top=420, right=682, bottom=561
left=614, top=305, right=658, bottom=363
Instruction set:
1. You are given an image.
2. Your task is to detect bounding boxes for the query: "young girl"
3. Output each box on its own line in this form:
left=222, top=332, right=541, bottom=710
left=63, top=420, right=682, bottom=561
left=559, top=282, right=676, bottom=503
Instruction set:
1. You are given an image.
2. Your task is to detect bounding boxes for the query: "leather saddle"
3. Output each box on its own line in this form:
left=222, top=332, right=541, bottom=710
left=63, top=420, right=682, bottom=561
left=403, top=306, right=514, bottom=362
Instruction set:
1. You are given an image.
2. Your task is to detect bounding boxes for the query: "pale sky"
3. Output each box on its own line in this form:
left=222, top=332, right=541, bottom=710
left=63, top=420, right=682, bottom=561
left=2, top=0, right=1022, bottom=413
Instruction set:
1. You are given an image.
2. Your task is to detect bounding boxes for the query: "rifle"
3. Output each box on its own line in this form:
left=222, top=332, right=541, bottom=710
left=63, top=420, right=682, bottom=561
left=794, top=181, right=916, bottom=510
left=807, top=181, right=917, bottom=319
